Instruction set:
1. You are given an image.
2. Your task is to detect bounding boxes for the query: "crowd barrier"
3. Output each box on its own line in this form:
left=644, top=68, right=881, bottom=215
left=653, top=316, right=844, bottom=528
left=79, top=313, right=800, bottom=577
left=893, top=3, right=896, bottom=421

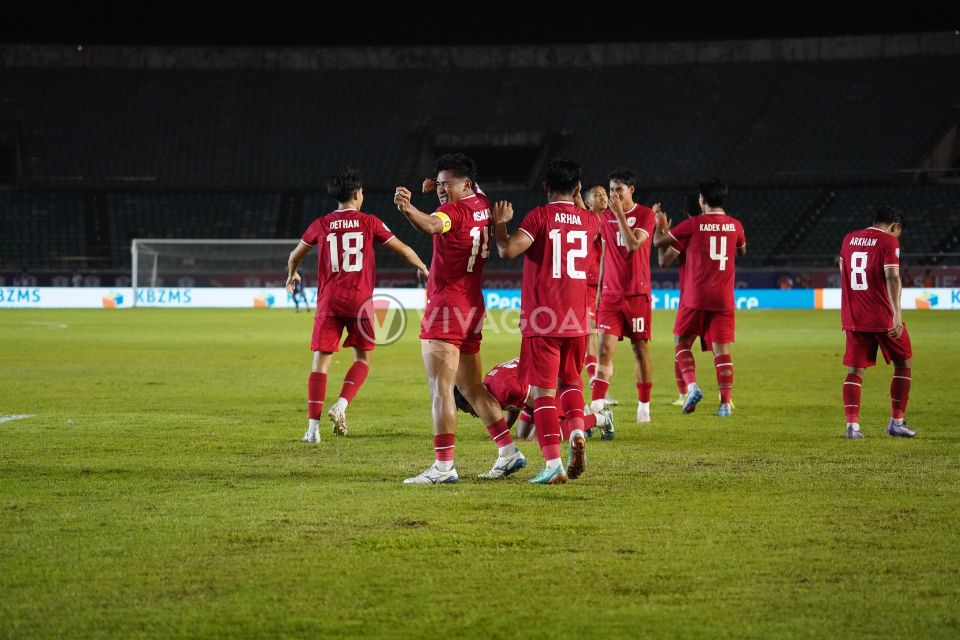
left=3, top=287, right=959, bottom=310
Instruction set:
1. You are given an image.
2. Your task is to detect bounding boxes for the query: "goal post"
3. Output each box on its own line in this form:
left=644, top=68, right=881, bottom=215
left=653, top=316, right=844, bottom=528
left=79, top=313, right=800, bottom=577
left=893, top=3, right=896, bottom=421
left=130, top=238, right=300, bottom=306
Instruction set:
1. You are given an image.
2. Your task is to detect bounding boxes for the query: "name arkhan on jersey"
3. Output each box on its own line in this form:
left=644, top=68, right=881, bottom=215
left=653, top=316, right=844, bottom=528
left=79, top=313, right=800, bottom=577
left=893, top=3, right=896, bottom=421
left=699, top=223, right=736, bottom=232
left=329, top=219, right=360, bottom=230
left=554, top=212, right=583, bottom=225
left=848, top=237, right=878, bottom=247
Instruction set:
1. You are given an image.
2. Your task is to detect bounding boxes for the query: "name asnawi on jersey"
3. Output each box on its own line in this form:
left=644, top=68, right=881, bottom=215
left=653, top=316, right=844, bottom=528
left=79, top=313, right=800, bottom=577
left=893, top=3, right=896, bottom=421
left=848, top=237, right=878, bottom=247
left=474, top=209, right=490, bottom=221
left=699, top=223, right=736, bottom=232
left=329, top=219, right=361, bottom=230
left=554, top=212, right=583, bottom=225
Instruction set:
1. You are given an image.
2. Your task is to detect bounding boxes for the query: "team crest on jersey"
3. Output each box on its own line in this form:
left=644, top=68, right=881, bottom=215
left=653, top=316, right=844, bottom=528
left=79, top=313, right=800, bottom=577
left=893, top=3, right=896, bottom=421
left=627, top=217, right=636, bottom=226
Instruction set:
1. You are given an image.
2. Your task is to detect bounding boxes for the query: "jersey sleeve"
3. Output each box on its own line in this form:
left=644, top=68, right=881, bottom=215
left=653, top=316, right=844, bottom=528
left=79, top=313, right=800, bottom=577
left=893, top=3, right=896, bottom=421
left=736, top=220, right=747, bottom=249
left=369, top=214, right=396, bottom=245
left=667, top=218, right=692, bottom=246
left=882, top=236, right=900, bottom=269
left=433, top=202, right=465, bottom=234
left=636, top=207, right=655, bottom=240
left=518, top=207, right=543, bottom=243
left=300, top=219, right=323, bottom=246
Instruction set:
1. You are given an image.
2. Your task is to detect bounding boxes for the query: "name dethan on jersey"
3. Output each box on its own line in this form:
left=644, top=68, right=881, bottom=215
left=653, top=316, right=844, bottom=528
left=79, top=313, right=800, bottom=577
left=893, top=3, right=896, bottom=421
left=329, top=219, right=361, bottom=230
left=848, top=237, right=878, bottom=247
left=699, top=223, right=736, bottom=232
left=555, top=212, right=582, bottom=225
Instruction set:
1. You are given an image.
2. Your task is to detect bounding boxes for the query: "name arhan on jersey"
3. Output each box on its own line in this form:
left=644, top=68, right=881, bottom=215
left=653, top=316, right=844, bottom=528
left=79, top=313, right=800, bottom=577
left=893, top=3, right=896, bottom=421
left=554, top=212, right=583, bottom=225
left=699, top=223, right=736, bottom=232
left=329, top=219, right=360, bottom=230
left=848, top=237, right=878, bottom=247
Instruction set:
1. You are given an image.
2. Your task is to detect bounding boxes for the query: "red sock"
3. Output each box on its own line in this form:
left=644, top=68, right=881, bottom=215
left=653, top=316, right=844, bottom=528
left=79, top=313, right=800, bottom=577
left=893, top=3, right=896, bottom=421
left=559, top=385, right=586, bottom=433
left=308, top=372, right=326, bottom=419
left=583, top=413, right=597, bottom=431
left=676, top=344, right=697, bottom=387
left=485, top=417, right=514, bottom=448
left=714, top=354, right=733, bottom=404
left=519, top=405, right=534, bottom=432
left=674, top=357, right=688, bottom=394
left=891, top=368, right=911, bottom=420
left=433, top=433, right=455, bottom=462
left=591, top=378, right=609, bottom=403
left=534, top=396, right=562, bottom=462
left=338, top=361, right=369, bottom=403
left=560, top=413, right=598, bottom=441
left=637, top=382, right=652, bottom=403
left=585, top=355, right=598, bottom=381
left=843, top=374, right=862, bottom=423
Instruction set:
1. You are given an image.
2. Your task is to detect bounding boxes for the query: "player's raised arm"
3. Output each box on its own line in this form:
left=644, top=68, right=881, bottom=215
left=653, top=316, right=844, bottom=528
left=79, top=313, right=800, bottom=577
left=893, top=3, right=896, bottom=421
left=493, top=201, right=532, bottom=259
left=286, top=241, right=311, bottom=293
left=384, top=236, right=430, bottom=283
left=654, top=209, right=679, bottom=267
left=610, top=192, right=644, bottom=252
left=884, top=264, right=903, bottom=338
left=394, top=186, right=446, bottom=235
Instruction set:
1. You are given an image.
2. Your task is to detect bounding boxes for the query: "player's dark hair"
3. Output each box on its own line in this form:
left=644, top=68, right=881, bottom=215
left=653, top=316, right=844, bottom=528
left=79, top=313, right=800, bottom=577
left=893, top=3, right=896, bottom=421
left=434, top=152, right=478, bottom=183
left=544, top=158, right=582, bottom=193
left=874, top=206, right=904, bottom=229
left=684, top=193, right=702, bottom=217
left=699, top=178, right=728, bottom=207
left=453, top=386, right=473, bottom=415
left=587, top=183, right=606, bottom=192
left=327, top=168, right=363, bottom=203
left=608, top=167, right=637, bottom=188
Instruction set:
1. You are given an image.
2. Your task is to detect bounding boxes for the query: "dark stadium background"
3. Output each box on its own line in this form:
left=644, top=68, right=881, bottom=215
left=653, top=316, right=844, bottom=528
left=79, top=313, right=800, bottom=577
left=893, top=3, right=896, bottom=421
left=1, top=8, right=958, bottom=289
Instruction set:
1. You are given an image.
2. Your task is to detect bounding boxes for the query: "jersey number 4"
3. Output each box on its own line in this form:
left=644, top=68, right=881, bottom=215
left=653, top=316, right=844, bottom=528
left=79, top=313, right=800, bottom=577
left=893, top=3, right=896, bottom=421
left=327, top=232, right=364, bottom=273
left=709, top=236, right=729, bottom=271
left=548, top=229, right=588, bottom=279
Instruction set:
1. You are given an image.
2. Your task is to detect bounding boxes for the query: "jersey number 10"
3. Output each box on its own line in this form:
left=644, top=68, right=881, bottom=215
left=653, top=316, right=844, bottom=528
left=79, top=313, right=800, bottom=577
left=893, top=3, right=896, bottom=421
left=327, top=232, right=364, bottom=273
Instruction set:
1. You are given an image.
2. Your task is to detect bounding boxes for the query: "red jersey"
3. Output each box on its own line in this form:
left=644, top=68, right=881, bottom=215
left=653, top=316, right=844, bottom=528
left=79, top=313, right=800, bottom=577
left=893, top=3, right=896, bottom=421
left=518, top=201, right=601, bottom=337
left=600, top=204, right=656, bottom=297
left=668, top=211, right=746, bottom=311
left=586, top=210, right=604, bottom=287
left=301, top=209, right=395, bottom=316
left=840, top=227, right=901, bottom=332
left=425, top=193, right=492, bottom=317
left=483, top=357, right=527, bottom=411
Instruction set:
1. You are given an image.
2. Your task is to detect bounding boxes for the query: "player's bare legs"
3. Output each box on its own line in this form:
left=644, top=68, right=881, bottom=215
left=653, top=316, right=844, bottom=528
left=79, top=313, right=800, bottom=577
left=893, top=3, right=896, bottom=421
left=712, top=341, right=734, bottom=417
left=457, top=351, right=526, bottom=479
left=327, top=347, right=372, bottom=437
left=404, top=339, right=461, bottom=484
left=585, top=319, right=599, bottom=389
left=631, top=338, right=653, bottom=422
left=589, top=332, right=618, bottom=413
left=675, top=334, right=703, bottom=413
left=528, top=386, right=567, bottom=484
left=303, top=351, right=334, bottom=443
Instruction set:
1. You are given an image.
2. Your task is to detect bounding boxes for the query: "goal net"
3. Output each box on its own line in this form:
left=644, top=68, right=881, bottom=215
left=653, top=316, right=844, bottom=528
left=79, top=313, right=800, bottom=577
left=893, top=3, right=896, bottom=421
left=131, top=239, right=299, bottom=302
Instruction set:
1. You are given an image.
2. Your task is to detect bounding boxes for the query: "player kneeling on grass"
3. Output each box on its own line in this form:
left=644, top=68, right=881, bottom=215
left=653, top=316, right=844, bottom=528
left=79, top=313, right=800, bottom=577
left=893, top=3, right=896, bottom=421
left=453, top=357, right=616, bottom=449
left=494, top=158, right=601, bottom=484
left=653, top=179, right=746, bottom=417
left=287, top=168, right=429, bottom=443
left=839, top=206, right=916, bottom=439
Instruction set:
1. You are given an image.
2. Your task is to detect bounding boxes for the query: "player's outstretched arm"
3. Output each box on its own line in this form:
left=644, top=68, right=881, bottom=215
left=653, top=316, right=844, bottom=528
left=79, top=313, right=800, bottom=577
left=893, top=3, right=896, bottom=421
left=652, top=206, right=675, bottom=249
left=610, top=192, right=644, bottom=252
left=885, top=265, right=904, bottom=338
left=286, top=241, right=311, bottom=293
left=385, top=237, right=430, bottom=283
left=394, top=186, right=446, bottom=235
left=493, top=201, right=532, bottom=259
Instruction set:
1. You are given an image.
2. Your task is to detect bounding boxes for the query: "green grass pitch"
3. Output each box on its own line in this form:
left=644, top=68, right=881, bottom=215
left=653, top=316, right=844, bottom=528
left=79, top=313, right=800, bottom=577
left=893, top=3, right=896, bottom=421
left=1, top=308, right=958, bottom=639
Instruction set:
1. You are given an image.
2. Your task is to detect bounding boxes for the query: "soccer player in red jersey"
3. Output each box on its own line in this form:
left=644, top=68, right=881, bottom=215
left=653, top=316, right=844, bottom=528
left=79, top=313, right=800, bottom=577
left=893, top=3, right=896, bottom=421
left=589, top=169, right=657, bottom=424
left=394, top=153, right=526, bottom=484
left=583, top=184, right=607, bottom=388
left=286, top=168, right=429, bottom=442
left=838, top=207, right=915, bottom=438
left=494, top=158, right=601, bottom=484
left=653, top=178, right=746, bottom=417
left=657, top=194, right=703, bottom=406
left=453, top=356, right=615, bottom=442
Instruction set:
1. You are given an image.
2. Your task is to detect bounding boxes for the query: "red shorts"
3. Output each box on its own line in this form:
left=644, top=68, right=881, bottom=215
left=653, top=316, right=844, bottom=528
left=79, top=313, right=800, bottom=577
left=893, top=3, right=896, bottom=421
left=597, top=294, right=651, bottom=341
left=420, top=304, right=484, bottom=354
left=311, top=314, right=375, bottom=352
left=843, top=326, right=912, bottom=368
left=520, top=335, right=587, bottom=389
left=674, top=306, right=735, bottom=344
left=586, top=284, right=600, bottom=325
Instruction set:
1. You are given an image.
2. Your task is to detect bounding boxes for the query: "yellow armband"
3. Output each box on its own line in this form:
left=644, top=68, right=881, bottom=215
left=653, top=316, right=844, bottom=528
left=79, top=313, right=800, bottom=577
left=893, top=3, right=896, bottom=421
left=431, top=212, right=452, bottom=233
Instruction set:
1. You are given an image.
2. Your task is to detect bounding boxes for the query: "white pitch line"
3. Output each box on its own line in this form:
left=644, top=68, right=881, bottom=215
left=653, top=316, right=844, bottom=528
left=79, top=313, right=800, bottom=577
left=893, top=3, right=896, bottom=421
left=0, top=415, right=35, bottom=423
